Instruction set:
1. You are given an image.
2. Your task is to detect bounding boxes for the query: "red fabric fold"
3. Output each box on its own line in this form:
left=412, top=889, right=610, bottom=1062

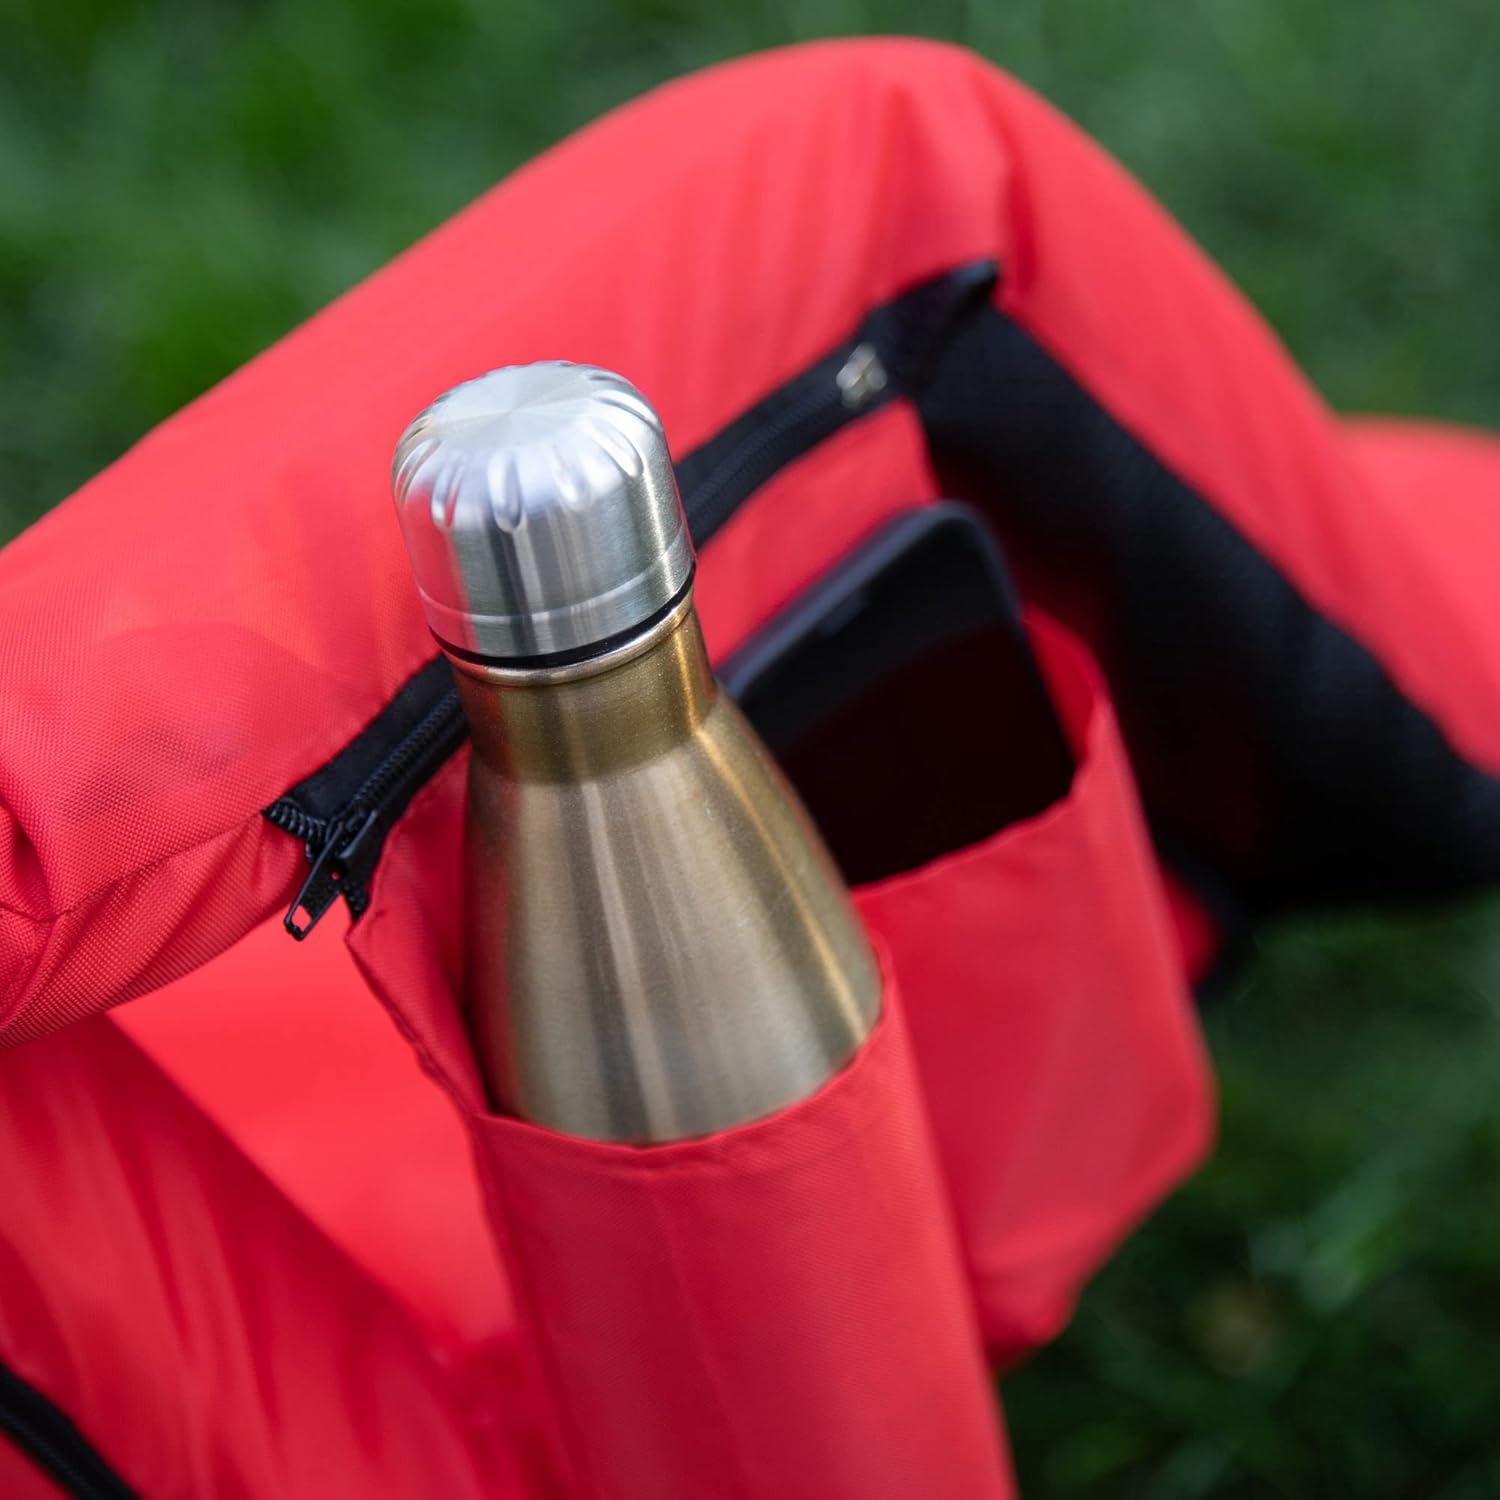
left=858, top=616, right=1214, bottom=1357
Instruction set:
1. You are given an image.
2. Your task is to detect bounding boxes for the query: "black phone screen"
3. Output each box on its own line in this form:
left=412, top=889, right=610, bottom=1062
left=720, top=503, right=1075, bottom=885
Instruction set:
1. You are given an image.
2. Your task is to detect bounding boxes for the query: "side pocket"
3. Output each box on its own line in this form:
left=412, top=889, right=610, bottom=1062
left=469, top=961, right=1013, bottom=1500
left=345, top=611, right=1212, bottom=1491
left=856, top=614, right=1215, bottom=1361
left=349, top=782, right=1013, bottom=1499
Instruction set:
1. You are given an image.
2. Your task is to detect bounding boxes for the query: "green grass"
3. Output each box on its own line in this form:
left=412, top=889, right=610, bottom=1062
left=5, top=2, right=1499, bottom=1493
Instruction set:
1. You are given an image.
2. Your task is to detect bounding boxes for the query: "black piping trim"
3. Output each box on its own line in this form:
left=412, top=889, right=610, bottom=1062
left=916, top=304, right=1500, bottom=912
left=0, top=1362, right=137, bottom=1499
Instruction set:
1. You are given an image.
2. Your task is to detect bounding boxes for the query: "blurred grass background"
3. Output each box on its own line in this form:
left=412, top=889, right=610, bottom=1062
left=4, top=1, right=1498, bottom=1493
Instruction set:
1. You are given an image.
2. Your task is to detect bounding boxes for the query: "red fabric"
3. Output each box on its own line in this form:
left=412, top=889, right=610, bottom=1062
left=114, top=909, right=509, bottom=1353
left=6, top=32, right=1491, bottom=1500
left=479, top=978, right=1012, bottom=1500
left=1343, top=420, right=1500, bottom=709
left=858, top=619, right=1212, bottom=1358
left=1159, top=878, right=1222, bottom=987
left=0, top=1439, right=69, bottom=1500
left=697, top=403, right=937, bottom=659
left=0, top=1012, right=535, bottom=1498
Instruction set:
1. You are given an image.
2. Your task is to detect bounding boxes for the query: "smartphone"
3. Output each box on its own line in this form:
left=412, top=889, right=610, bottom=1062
left=720, top=502, right=1075, bottom=885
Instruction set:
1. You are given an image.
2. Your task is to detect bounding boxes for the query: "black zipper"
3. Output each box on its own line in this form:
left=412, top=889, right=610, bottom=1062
left=0, top=1362, right=138, bottom=1499
left=264, top=260, right=997, bottom=939
left=265, top=656, right=467, bottom=938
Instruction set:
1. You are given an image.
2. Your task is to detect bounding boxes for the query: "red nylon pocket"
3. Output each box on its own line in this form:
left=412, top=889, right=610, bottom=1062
left=343, top=607, right=1210, bottom=1494
left=856, top=614, right=1214, bottom=1360
left=475, top=970, right=1013, bottom=1500
left=347, top=790, right=1014, bottom=1497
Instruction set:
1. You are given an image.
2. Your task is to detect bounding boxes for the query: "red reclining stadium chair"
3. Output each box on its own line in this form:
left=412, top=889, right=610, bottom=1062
left=3, top=39, right=1498, bottom=1499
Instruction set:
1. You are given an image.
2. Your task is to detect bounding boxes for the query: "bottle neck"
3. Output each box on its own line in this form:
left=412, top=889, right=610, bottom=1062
left=451, top=594, right=718, bottom=782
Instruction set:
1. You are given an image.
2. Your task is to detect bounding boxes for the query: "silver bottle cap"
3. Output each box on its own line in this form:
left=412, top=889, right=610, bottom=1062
left=392, top=362, right=695, bottom=662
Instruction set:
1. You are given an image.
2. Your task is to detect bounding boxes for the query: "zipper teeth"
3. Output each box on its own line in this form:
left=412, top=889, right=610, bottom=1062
left=341, top=683, right=461, bottom=821
left=267, top=682, right=463, bottom=853
left=264, top=799, right=325, bottom=844
left=685, top=376, right=847, bottom=536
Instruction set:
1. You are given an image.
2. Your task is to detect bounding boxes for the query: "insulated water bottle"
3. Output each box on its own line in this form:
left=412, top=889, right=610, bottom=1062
left=392, top=362, right=880, bottom=1141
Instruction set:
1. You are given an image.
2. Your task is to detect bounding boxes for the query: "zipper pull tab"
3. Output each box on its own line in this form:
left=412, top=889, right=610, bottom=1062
left=834, top=342, right=888, bottom=410
left=283, top=806, right=377, bottom=941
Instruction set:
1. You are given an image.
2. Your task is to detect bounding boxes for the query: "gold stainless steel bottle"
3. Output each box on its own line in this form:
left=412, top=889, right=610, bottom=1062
left=392, top=363, right=879, bottom=1142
